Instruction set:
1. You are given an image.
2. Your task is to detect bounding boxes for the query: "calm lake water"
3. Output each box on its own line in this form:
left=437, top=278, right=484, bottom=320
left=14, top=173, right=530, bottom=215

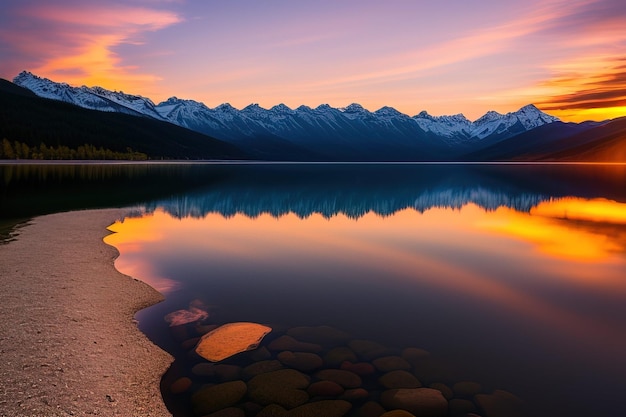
left=3, top=162, right=626, bottom=417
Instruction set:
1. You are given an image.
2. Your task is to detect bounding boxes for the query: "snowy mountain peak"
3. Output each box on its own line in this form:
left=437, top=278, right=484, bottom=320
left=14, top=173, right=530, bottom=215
left=315, top=104, right=333, bottom=111
left=340, top=103, right=367, bottom=113
left=474, top=111, right=503, bottom=125
left=215, top=103, right=237, bottom=112
left=374, top=106, right=403, bottom=117
left=13, top=70, right=164, bottom=120
left=271, top=103, right=293, bottom=113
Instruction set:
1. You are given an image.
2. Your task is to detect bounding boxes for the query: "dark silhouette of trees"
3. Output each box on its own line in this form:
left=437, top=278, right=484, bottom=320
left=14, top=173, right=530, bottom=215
left=0, top=138, right=147, bottom=160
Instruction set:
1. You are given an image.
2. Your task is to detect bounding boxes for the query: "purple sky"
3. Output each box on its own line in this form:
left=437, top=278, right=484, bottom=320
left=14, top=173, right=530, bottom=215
left=1, top=0, right=625, bottom=121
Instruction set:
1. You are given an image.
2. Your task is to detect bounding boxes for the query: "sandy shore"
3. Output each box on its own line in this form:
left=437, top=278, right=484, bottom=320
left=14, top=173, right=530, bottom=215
left=0, top=209, right=173, bottom=416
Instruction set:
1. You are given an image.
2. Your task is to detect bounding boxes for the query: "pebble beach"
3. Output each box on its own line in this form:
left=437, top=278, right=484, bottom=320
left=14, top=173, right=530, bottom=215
left=0, top=209, right=172, bottom=416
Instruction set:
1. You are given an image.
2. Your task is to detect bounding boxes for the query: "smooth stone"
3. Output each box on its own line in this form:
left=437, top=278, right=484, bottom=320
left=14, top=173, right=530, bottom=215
left=242, top=360, right=283, bottom=379
left=248, top=346, right=272, bottom=361
left=340, top=388, right=369, bottom=401
left=192, top=362, right=216, bottom=377
left=449, top=398, right=477, bottom=415
left=288, top=400, right=352, bottom=417
left=475, top=390, right=527, bottom=417
left=324, top=347, right=358, bottom=367
left=196, top=322, right=272, bottom=362
left=277, top=351, right=324, bottom=372
left=247, top=369, right=310, bottom=409
left=380, top=411, right=416, bottom=417
left=214, top=364, right=242, bottom=381
left=170, top=377, right=192, bottom=394
left=380, top=388, right=448, bottom=417
left=355, top=401, right=386, bottom=417
left=428, top=383, right=453, bottom=401
left=307, top=380, right=345, bottom=397
left=452, top=381, right=483, bottom=398
left=205, top=408, right=245, bottom=417
left=164, top=306, right=208, bottom=327
left=340, top=361, right=376, bottom=376
left=287, top=326, right=351, bottom=346
left=373, top=356, right=411, bottom=373
left=379, top=370, right=421, bottom=389
left=401, top=348, right=430, bottom=362
left=191, top=380, right=247, bottom=415
left=181, top=337, right=201, bottom=350
left=257, top=404, right=288, bottom=417
left=316, top=369, right=362, bottom=388
left=241, top=401, right=263, bottom=415
left=268, top=335, right=322, bottom=353
left=348, top=339, right=390, bottom=361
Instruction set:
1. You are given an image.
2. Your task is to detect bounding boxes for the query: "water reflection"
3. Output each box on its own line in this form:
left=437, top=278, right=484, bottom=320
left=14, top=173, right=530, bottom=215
left=104, top=165, right=626, bottom=417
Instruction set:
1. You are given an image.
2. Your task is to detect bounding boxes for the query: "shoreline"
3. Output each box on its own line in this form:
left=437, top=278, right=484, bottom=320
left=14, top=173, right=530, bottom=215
left=0, top=209, right=173, bottom=416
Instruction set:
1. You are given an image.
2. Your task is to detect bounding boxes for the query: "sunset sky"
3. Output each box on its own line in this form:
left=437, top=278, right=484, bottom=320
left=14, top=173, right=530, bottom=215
left=1, top=0, right=625, bottom=122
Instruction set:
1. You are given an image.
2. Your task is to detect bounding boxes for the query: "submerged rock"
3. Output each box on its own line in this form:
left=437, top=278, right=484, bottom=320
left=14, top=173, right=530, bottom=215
left=340, top=361, right=376, bottom=376
left=288, top=400, right=352, bottom=417
left=170, top=377, right=192, bottom=394
left=475, top=390, right=527, bottom=417
left=380, top=411, right=416, bottom=417
left=355, top=401, right=386, bottom=417
left=257, top=404, right=288, bottom=417
left=379, top=370, right=421, bottom=389
left=242, top=360, right=283, bottom=379
left=316, top=369, right=362, bottom=388
left=165, top=299, right=210, bottom=327
left=339, top=388, right=369, bottom=401
left=372, top=356, right=411, bottom=373
left=247, top=369, right=310, bottom=409
left=324, top=347, right=358, bottom=367
left=349, top=339, right=390, bottom=361
left=307, top=380, right=345, bottom=397
left=268, top=335, right=322, bottom=353
left=204, top=408, right=245, bottom=417
left=380, top=388, right=448, bottom=417
left=195, top=322, right=272, bottom=362
left=191, top=380, right=247, bottom=415
left=277, top=351, right=323, bottom=372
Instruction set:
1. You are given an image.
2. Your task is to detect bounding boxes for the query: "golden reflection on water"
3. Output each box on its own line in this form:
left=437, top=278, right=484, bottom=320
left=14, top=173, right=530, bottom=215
left=106, top=196, right=626, bottom=358
left=479, top=197, right=626, bottom=263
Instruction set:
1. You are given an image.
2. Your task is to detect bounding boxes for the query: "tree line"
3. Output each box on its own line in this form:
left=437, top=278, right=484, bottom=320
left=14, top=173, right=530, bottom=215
left=1, top=139, right=147, bottom=160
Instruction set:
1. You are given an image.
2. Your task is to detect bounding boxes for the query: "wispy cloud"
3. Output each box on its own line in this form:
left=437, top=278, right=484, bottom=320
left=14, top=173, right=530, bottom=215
left=0, top=1, right=181, bottom=90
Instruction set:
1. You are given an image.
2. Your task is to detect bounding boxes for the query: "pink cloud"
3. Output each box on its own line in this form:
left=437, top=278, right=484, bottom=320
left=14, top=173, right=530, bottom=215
left=1, top=2, right=181, bottom=91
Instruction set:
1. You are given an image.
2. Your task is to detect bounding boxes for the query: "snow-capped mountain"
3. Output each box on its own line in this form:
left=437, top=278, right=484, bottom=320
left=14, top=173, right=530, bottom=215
left=13, top=71, right=560, bottom=160
left=13, top=71, right=166, bottom=121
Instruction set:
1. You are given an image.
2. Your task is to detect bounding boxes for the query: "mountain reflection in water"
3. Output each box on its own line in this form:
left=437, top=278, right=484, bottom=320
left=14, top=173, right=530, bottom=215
left=102, top=163, right=626, bottom=417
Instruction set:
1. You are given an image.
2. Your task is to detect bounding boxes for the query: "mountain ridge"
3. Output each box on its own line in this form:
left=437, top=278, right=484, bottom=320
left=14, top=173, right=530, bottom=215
left=9, top=71, right=626, bottom=162
left=13, top=71, right=561, bottom=160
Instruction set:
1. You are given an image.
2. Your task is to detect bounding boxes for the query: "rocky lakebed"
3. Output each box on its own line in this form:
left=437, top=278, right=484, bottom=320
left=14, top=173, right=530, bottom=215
left=158, top=303, right=528, bottom=417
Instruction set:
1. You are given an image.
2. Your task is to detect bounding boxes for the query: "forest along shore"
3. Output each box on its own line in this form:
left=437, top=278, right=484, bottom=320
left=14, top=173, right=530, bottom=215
left=0, top=209, right=172, bottom=416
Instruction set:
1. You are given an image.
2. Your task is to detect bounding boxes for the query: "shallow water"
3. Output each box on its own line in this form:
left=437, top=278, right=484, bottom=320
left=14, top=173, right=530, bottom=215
left=100, top=163, right=626, bottom=417
left=4, top=162, right=625, bottom=416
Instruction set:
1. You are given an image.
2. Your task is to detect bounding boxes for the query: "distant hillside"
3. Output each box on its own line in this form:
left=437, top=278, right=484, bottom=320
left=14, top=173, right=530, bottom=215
left=538, top=117, right=626, bottom=162
left=0, top=79, right=245, bottom=160
left=463, top=118, right=626, bottom=162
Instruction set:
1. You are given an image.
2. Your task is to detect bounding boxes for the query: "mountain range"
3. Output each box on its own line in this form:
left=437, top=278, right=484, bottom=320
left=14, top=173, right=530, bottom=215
left=7, top=71, right=626, bottom=161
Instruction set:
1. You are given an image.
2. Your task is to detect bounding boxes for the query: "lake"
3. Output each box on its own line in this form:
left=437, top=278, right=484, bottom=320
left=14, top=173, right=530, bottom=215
left=2, top=162, right=626, bottom=417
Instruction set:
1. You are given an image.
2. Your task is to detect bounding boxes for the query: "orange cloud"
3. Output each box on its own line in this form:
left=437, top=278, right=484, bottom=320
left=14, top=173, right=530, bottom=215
left=535, top=56, right=626, bottom=121
left=9, top=3, right=181, bottom=92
